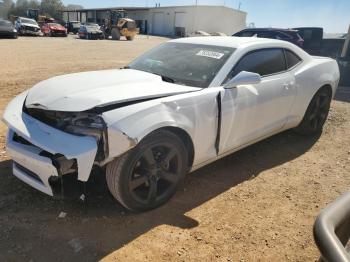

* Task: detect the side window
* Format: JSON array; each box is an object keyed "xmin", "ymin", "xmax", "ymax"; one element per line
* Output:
[
  {"xmin": 228, "ymin": 48, "xmax": 286, "ymax": 80},
  {"xmin": 284, "ymin": 49, "xmax": 302, "ymax": 69}
]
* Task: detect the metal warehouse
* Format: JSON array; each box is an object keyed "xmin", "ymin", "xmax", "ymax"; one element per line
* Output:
[{"xmin": 62, "ymin": 5, "xmax": 247, "ymax": 36}]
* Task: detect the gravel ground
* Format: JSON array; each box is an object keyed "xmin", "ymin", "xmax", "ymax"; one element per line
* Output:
[{"xmin": 0, "ymin": 35, "xmax": 349, "ymax": 262}]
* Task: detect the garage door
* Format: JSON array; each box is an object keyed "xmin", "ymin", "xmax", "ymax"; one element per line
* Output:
[
  {"xmin": 175, "ymin": 12, "xmax": 186, "ymax": 28},
  {"xmin": 152, "ymin": 12, "xmax": 164, "ymax": 35}
]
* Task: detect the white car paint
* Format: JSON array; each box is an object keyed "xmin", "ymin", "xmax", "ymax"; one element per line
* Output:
[
  {"xmin": 3, "ymin": 92, "xmax": 97, "ymax": 193},
  {"xmin": 2, "ymin": 37, "xmax": 340, "ymax": 196},
  {"xmin": 25, "ymin": 69, "xmax": 200, "ymax": 112}
]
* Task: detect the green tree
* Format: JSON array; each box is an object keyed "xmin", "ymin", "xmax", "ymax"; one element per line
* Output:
[
  {"xmin": 40, "ymin": 0, "xmax": 64, "ymax": 19},
  {"xmin": 0, "ymin": 0, "xmax": 14, "ymax": 18},
  {"xmin": 7, "ymin": 0, "xmax": 39, "ymax": 18},
  {"xmin": 66, "ymin": 4, "xmax": 83, "ymax": 10}
]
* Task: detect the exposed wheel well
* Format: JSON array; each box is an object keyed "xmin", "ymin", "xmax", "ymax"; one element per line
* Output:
[
  {"xmin": 320, "ymin": 84, "xmax": 333, "ymax": 97},
  {"xmin": 157, "ymin": 126, "xmax": 195, "ymax": 168}
]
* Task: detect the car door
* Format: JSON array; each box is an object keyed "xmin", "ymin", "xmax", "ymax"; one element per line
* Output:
[{"xmin": 219, "ymin": 48, "xmax": 297, "ymax": 154}]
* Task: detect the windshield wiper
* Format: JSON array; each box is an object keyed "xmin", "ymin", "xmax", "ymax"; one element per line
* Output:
[
  {"xmin": 160, "ymin": 75, "xmax": 175, "ymax": 83},
  {"xmin": 122, "ymin": 68, "xmax": 176, "ymax": 84}
]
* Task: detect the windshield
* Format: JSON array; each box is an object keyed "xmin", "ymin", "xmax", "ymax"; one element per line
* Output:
[
  {"xmin": 85, "ymin": 23, "xmax": 99, "ymax": 28},
  {"xmin": 71, "ymin": 22, "xmax": 81, "ymax": 28},
  {"xmin": 21, "ymin": 18, "xmax": 37, "ymax": 25},
  {"xmin": 128, "ymin": 42, "xmax": 235, "ymax": 88}
]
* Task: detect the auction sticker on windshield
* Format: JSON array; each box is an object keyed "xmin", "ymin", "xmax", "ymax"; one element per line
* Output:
[{"xmin": 196, "ymin": 50, "xmax": 225, "ymax": 59}]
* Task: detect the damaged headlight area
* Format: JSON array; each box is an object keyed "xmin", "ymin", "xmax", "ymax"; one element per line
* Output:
[{"xmin": 24, "ymin": 107, "xmax": 108, "ymax": 161}]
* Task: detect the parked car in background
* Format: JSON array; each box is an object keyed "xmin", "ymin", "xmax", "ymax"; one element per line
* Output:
[
  {"xmin": 0, "ymin": 19, "xmax": 18, "ymax": 39},
  {"xmin": 293, "ymin": 27, "xmax": 323, "ymax": 55},
  {"xmin": 15, "ymin": 17, "xmax": 41, "ymax": 36},
  {"xmin": 66, "ymin": 21, "xmax": 81, "ymax": 34},
  {"xmin": 2, "ymin": 37, "xmax": 339, "ymax": 211},
  {"xmin": 233, "ymin": 28, "xmax": 304, "ymax": 47},
  {"xmin": 78, "ymin": 23, "xmax": 104, "ymax": 40},
  {"xmin": 41, "ymin": 23, "xmax": 67, "ymax": 37}
]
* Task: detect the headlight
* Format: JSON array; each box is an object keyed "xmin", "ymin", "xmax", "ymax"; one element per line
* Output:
[
  {"xmin": 24, "ymin": 108, "xmax": 105, "ymax": 140},
  {"xmin": 64, "ymin": 114, "xmax": 106, "ymax": 140},
  {"xmin": 71, "ymin": 115, "xmax": 105, "ymax": 129},
  {"xmin": 13, "ymin": 29, "xmax": 17, "ymax": 32}
]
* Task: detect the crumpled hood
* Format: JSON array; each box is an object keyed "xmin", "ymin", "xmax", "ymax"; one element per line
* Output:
[
  {"xmin": 21, "ymin": 23, "xmax": 40, "ymax": 29},
  {"xmin": 25, "ymin": 69, "xmax": 200, "ymax": 112}
]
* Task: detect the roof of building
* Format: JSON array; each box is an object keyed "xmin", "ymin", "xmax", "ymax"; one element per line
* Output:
[{"xmin": 62, "ymin": 5, "xmax": 246, "ymax": 14}]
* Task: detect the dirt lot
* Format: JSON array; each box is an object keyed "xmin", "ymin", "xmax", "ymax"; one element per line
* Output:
[{"xmin": 0, "ymin": 35, "xmax": 349, "ymax": 262}]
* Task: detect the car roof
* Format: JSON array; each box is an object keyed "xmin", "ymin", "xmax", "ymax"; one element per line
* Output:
[
  {"xmin": 241, "ymin": 28, "xmax": 298, "ymax": 32},
  {"xmin": 170, "ymin": 36, "xmax": 287, "ymax": 48}
]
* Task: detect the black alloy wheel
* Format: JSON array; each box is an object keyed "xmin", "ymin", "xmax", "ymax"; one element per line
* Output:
[
  {"xmin": 295, "ymin": 87, "xmax": 332, "ymax": 135},
  {"xmin": 106, "ymin": 130, "xmax": 188, "ymax": 211}
]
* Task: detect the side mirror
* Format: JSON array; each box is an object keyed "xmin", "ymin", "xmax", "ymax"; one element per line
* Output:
[{"xmin": 224, "ymin": 71, "xmax": 261, "ymax": 89}]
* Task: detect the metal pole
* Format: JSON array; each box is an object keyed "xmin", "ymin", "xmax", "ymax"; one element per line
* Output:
[{"xmin": 341, "ymin": 24, "xmax": 350, "ymax": 57}]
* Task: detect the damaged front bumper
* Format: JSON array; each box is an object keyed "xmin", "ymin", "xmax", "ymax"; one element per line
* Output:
[{"xmin": 2, "ymin": 92, "xmax": 97, "ymax": 196}]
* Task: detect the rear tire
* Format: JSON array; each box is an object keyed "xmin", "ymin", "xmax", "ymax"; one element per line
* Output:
[
  {"xmin": 294, "ymin": 86, "xmax": 332, "ymax": 135},
  {"xmin": 106, "ymin": 130, "xmax": 188, "ymax": 212},
  {"xmin": 111, "ymin": 28, "xmax": 121, "ymax": 40}
]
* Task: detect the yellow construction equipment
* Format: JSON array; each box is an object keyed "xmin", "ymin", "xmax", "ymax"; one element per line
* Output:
[{"xmin": 102, "ymin": 10, "xmax": 139, "ymax": 41}]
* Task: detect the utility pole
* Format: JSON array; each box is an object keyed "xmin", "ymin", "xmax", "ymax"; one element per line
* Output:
[
  {"xmin": 341, "ymin": 24, "xmax": 350, "ymax": 57},
  {"xmin": 238, "ymin": 2, "xmax": 242, "ymax": 10}
]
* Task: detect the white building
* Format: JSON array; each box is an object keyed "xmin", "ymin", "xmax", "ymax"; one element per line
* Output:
[{"xmin": 62, "ymin": 5, "xmax": 247, "ymax": 36}]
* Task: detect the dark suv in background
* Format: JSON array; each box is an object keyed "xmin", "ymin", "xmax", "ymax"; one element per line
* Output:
[
  {"xmin": 293, "ymin": 27, "xmax": 323, "ymax": 55},
  {"xmin": 233, "ymin": 28, "xmax": 304, "ymax": 48}
]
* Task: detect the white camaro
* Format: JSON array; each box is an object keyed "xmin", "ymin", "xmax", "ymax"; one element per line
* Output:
[{"xmin": 3, "ymin": 37, "xmax": 340, "ymax": 211}]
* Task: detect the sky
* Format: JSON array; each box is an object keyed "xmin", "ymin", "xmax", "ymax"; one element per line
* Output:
[{"xmin": 61, "ymin": 0, "xmax": 350, "ymax": 33}]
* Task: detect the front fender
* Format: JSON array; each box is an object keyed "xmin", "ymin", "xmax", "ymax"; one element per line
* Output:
[{"xmin": 102, "ymin": 88, "xmax": 220, "ymax": 166}]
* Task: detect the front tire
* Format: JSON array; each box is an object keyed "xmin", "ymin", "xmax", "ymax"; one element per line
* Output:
[
  {"xmin": 111, "ymin": 28, "xmax": 121, "ymax": 40},
  {"xmin": 106, "ymin": 130, "xmax": 188, "ymax": 212},
  {"xmin": 295, "ymin": 86, "xmax": 332, "ymax": 135}
]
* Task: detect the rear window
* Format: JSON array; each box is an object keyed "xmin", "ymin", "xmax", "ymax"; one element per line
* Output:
[
  {"xmin": 285, "ymin": 49, "xmax": 302, "ymax": 69},
  {"xmin": 276, "ymin": 31, "xmax": 294, "ymax": 40},
  {"xmin": 257, "ymin": 31, "xmax": 273, "ymax": 38},
  {"xmin": 235, "ymin": 31, "xmax": 256, "ymax": 37}
]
